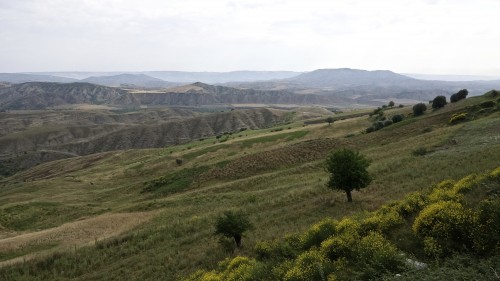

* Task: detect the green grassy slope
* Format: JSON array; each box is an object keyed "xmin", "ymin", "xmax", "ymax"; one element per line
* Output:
[{"xmin": 0, "ymin": 92, "xmax": 498, "ymax": 280}]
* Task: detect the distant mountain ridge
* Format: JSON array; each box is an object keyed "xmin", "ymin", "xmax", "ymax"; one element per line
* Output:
[
  {"xmin": 288, "ymin": 68, "xmax": 415, "ymax": 88},
  {"xmin": 0, "ymin": 73, "xmax": 78, "ymax": 83},
  {"xmin": 81, "ymin": 74, "xmax": 178, "ymax": 88}
]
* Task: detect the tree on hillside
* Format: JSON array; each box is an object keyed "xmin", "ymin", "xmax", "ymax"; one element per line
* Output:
[
  {"xmin": 215, "ymin": 210, "xmax": 253, "ymax": 248},
  {"xmin": 412, "ymin": 103, "xmax": 427, "ymax": 116},
  {"xmin": 450, "ymin": 89, "xmax": 468, "ymax": 103},
  {"xmin": 388, "ymin": 101, "xmax": 395, "ymax": 107},
  {"xmin": 432, "ymin": 95, "xmax": 447, "ymax": 109},
  {"xmin": 325, "ymin": 149, "xmax": 372, "ymax": 202},
  {"xmin": 326, "ymin": 116, "xmax": 334, "ymax": 126}
]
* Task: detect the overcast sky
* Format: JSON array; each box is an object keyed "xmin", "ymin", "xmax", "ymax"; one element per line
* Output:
[{"xmin": 1, "ymin": 0, "xmax": 499, "ymax": 75}]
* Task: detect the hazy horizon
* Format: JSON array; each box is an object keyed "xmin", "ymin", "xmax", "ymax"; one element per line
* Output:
[{"xmin": 1, "ymin": 0, "xmax": 499, "ymax": 75}]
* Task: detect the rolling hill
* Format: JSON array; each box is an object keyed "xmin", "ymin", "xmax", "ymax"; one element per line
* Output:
[
  {"xmin": 0, "ymin": 90, "xmax": 498, "ymax": 280},
  {"xmin": 0, "ymin": 107, "xmax": 292, "ymax": 175}
]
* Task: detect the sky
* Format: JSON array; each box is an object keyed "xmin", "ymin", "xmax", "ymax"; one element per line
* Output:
[{"xmin": 0, "ymin": 0, "xmax": 499, "ymax": 75}]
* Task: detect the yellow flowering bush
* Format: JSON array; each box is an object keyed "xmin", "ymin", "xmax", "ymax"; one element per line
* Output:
[
  {"xmin": 283, "ymin": 250, "xmax": 332, "ymax": 281},
  {"xmin": 300, "ymin": 218, "xmax": 337, "ymax": 250},
  {"xmin": 413, "ymin": 201, "xmax": 477, "ymax": 253},
  {"xmin": 449, "ymin": 112, "xmax": 468, "ymax": 124},
  {"xmin": 360, "ymin": 209, "xmax": 404, "ymax": 234}
]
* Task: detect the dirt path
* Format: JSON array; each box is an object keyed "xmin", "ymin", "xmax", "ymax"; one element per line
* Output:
[{"xmin": 0, "ymin": 211, "xmax": 157, "ymax": 267}]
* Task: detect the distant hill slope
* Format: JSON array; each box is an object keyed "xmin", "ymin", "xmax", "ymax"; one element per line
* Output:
[
  {"xmin": 144, "ymin": 70, "xmax": 302, "ymax": 83},
  {"xmin": 0, "ymin": 108, "xmax": 289, "ymax": 174},
  {"xmin": 0, "ymin": 82, "xmax": 340, "ymax": 110},
  {"xmin": 133, "ymin": 82, "xmax": 339, "ymax": 106},
  {"xmin": 0, "ymin": 82, "xmax": 139, "ymax": 110},
  {"xmin": 81, "ymin": 74, "xmax": 178, "ymax": 88},
  {"xmin": 0, "ymin": 73, "xmax": 78, "ymax": 83}
]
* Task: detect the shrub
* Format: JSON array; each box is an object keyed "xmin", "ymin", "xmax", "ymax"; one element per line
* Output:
[
  {"xmin": 459, "ymin": 90, "xmax": 469, "ymax": 100},
  {"xmin": 300, "ymin": 218, "xmax": 337, "ymax": 250},
  {"xmin": 449, "ymin": 112, "xmax": 468, "ymax": 124},
  {"xmin": 357, "ymin": 232, "xmax": 406, "ymax": 274},
  {"xmin": 366, "ymin": 127, "xmax": 375, "ymax": 133},
  {"xmin": 360, "ymin": 210, "xmax": 403, "ymax": 234},
  {"xmin": 321, "ymin": 233, "xmax": 356, "ymax": 260},
  {"xmin": 283, "ymin": 250, "xmax": 332, "ymax": 281},
  {"xmin": 474, "ymin": 199, "xmax": 500, "ymax": 254},
  {"xmin": 394, "ymin": 192, "xmax": 428, "ymax": 218},
  {"xmin": 412, "ymin": 103, "xmax": 427, "ymax": 116},
  {"xmin": 412, "ymin": 147, "xmax": 428, "ymax": 156},
  {"xmin": 391, "ymin": 114, "xmax": 404, "ymax": 123},
  {"xmin": 413, "ymin": 201, "xmax": 477, "ymax": 254},
  {"xmin": 175, "ymin": 158, "xmax": 183, "ymax": 165},
  {"xmin": 432, "ymin": 95, "xmax": 447, "ymax": 109},
  {"xmin": 373, "ymin": 121, "xmax": 385, "ymax": 130},
  {"xmin": 398, "ymin": 104, "xmax": 404, "ymax": 108},
  {"xmin": 479, "ymin": 100, "xmax": 495, "ymax": 108},
  {"xmin": 383, "ymin": 120, "xmax": 393, "ymax": 127}
]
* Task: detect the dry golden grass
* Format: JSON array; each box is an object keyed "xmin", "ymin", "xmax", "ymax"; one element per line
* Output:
[{"xmin": 0, "ymin": 211, "xmax": 157, "ymax": 267}]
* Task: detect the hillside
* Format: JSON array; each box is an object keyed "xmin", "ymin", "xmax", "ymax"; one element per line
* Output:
[
  {"xmin": 0, "ymin": 91, "xmax": 498, "ymax": 280},
  {"xmin": 81, "ymin": 74, "xmax": 178, "ymax": 88},
  {"xmin": 0, "ymin": 108, "xmax": 291, "ymax": 175},
  {"xmin": 133, "ymin": 82, "xmax": 336, "ymax": 106},
  {"xmin": 0, "ymin": 81, "xmax": 344, "ymax": 110},
  {"xmin": 0, "ymin": 82, "xmax": 139, "ymax": 110}
]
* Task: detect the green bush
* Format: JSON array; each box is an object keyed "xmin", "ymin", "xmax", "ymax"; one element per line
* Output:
[
  {"xmin": 383, "ymin": 120, "xmax": 393, "ymax": 127},
  {"xmin": 432, "ymin": 96, "xmax": 447, "ymax": 109},
  {"xmin": 391, "ymin": 114, "xmax": 404, "ymax": 123},
  {"xmin": 474, "ymin": 199, "xmax": 500, "ymax": 254},
  {"xmin": 413, "ymin": 103, "xmax": 427, "ymax": 116},
  {"xmin": 450, "ymin": 89, "xmax": 468, "ymax": 103},
  {"xmin": 479, "ymin": 100, "xmax": 496, "ymax": 108},
  {"xmin": 412, "ymin": 147, "xmax": 428, "ymax": 156}
]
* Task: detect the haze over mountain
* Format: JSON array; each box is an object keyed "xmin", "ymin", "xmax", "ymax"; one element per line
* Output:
[
  {"xmin": 81, "ymin": 74, "xmax": 178, "ymax": 88},
  {"xmin": 0, "ymin": 73, "xmax": 78, "ymax": 84},
  {"xmin": 2, "ymin": 69, "xmax": 500, "ymax": 110}
]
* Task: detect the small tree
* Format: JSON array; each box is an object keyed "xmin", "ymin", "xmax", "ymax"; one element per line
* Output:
[
  {"xmin": 456, "ymin": 89, "xmax": 468, "ymax": 100},
  {"xmin": 391, "ymin": 114, "xmax": 404, "ymax": 123},
  {"xmin": 215, "ymin": 210, "xmax": 253, "ymax": 248},
  {"xmin": 412, "ymin": 103, "xmax": 427, "ymax": 116},
  {"xmin": 388, "ymin": 101, "xmax": 395, "ymax": 107},
  {"xmin": 325, "ymin": 149, "xmax": 372, "ymax": 202},
  {"xmin": 432, "ymin": 95, "xmax": 447, "ymax": 109},
  {"xmin": 326, "ymin": 116, "xmax": 334, "ymax": 126}
]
